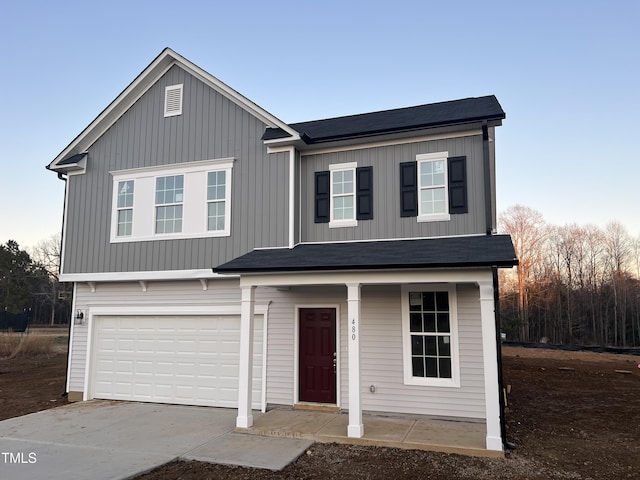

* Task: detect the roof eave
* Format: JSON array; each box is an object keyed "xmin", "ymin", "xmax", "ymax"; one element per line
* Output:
[
  {"xmin": 299, "ymin": 116, "xmax": 504, "ymax": 145},
  {"xmin": 214, "ymin": 259, "xmax": 518, "ymax": 275}
]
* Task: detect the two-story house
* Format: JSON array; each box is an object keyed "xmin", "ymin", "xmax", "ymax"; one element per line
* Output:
[{"xmin": 47, "ymin": 48, "xmax": 517, "ymax": 453}]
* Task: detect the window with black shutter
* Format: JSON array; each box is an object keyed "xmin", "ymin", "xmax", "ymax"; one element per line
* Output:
[{"xmin": 314, "ymin": 165, "xmax": 374, "ymax": 224}]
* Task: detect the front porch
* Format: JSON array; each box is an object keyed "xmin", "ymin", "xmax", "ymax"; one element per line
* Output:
[{"xmin": 237, "ymin": 407, "xmax": 502, "ymax": 458}]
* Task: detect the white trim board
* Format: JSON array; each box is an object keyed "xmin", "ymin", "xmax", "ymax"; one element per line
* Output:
[{"xmin": 60, "ymin": 269, "xmax": 236, "ymax": 283}]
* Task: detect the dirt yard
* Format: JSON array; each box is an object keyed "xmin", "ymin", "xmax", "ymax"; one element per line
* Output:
[{"xmin": 1, "ymin": 344, "xmax": 639, "ymax": 479}]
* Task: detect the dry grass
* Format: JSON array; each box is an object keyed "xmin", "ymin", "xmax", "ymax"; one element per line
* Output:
[{"xmin": 0, "ymin": 333, "xmax": 56, "ymax": 358}]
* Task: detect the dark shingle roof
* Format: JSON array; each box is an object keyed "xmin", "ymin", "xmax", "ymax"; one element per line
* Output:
[
  {"xmin": 214, "ymin": 235, "xmax": 517, "ymax": 274},
  {"xmin": 262, "ymin": 95, "xmax": 505, "ymax": 143},
  {"xmin": 57, "ymin": 153, "xmax": 87, "ymax": 165}
]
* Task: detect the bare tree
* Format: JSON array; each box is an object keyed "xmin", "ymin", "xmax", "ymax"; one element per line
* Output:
[
  {"xmin": 30, "ymin": 233, "xmax": 65, "ymax": 326},
  {"xmin": 499, "ymin": 205, "xmax": 548, "ymax": 341},
  {"xmin": 603, "ymin": 221, "xmax": 631, "ymax": 345}
]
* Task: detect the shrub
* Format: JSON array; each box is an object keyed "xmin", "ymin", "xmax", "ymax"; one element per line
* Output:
[{"xmin": 0, "ymin": 333, "xmax": 55, "ymax": 358}]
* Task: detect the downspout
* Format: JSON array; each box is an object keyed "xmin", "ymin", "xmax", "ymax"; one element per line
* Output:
[
  {"xmin": 493, "ymin": 266, "xmax": 515, "ymax": 449},
  {"xmin": 56, "ymin": 172, "xmax": 72, "ymax": 398},
  {"xmin": 482, "ymin": 122, "xmax": 494, "ymax": 235}
]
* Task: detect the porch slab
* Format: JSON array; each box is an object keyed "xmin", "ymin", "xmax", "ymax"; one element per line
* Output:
[{"xmin": 239, "ymin": 409, "xmax": 502, "ymax": 458}]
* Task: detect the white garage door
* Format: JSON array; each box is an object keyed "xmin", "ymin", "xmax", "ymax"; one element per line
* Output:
[{"xmin": 91, "ymin": 315, "xmax": 262, "ymax": 408}]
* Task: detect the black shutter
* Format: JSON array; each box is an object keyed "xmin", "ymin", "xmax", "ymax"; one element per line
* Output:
[
  {"xmin": 314, "ymin": 171, "xmax": 330, "ymax": 223},
  {"xmin": 399, "ymin": 161, "xmax": 418, "ymax": 217},
  {"xmin": 356, "ymin": 166, "xmax": 373, "ymax": 220},
  {"xmin": 448, "ymin": 156, "xmax": 468, "ymax": 214}
]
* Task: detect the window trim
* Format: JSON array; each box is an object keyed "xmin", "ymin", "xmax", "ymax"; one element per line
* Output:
[
  {"xmin": 416, "ymin": 152, "xmax": 451, "ymax": 223},
  {"xmin": 329, "ymin": 162, "xmax": 358, "ymax": 228},
  {"xmin": 401, "ymin": 284, "xmax": 460, "ymax": 388},
  {"xmin": 109, "ymin": 158, "xmax": 234, "ymax": 243}
]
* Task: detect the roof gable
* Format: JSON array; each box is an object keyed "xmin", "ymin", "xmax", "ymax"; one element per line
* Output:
[{"xmin": 48, "ymin": 48, "xmax": 299, "ymax": 170}]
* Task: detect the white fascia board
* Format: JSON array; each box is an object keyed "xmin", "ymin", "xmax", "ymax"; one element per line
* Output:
[
  {"xmin": 239, "ymin": 268, "xmax": 493, "ymax": 288},
  {"xmin": 59, "ymin": 269, "xmax": 236, "ymax": 283},
  {"xmin": 49, "ymin": 48, "xmax": 298, "ymax": 170}
]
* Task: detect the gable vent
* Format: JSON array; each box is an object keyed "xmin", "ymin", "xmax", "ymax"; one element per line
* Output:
[{"xmin": 164, "ymin": 84, "xmax": 183, "ymax": 117}]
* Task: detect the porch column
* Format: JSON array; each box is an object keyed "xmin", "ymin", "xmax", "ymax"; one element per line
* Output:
[
  {"xmin": 236, "ymin": 285, "xmax": 256, "ymax": 429},
  {"xmin": 479, "ymin": 280, "xmax": 503, "ymax": 451},
  {"xmin": 346, "ymin": 283, "xmax": 364, "ymax": 438}
]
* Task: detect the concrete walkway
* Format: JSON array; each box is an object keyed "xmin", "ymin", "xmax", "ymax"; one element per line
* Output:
[
  {"xmin": 240, "ymin": 408, "xmax": 501, "ymax": 458},
  {"xmin": 0, "ymin": 401, "xmax": 312, "ymax": 480}
]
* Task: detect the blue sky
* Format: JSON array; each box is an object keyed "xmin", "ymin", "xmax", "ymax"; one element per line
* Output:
[{"xmin": 1, "ymin": 0, "xmax": 638, "ymax": 248}]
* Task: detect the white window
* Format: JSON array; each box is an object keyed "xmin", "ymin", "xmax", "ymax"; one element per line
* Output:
[
  {"xmin": 164, "ymin": 84, "xmax": 183, "ymax": 117},
  {"xmin": 155, "ymin": 175, "xmax": 183, "ymax": 234},
  {"xmin": 329, "ymin": 162, "xmax": 357, "ymax": 228},
  {"xmin": 417, "ymin": 152, "xmax": 450, "ymax": 222},
  {"xmin": 116, "ymin": 180, "xmax": 134, "ymax": 237},
  {"xmin": 110, "ymin": 158, "xmax": 234, "ymax": 242},
  {"xmin": 207, "ymin": 170, "xmax": 228, "ymax": 232},
  {"xmin": 401, "ymin": 284, "xmax": 460, "ymax": 387}
]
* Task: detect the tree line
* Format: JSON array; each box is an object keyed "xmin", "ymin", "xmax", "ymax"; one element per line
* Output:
[
  {"xmin": 0, "ymin": 235, "xmax": 71, "ymax": 327},
  {"xmin": 499, "ymin": 205, "xmax": 640, "ymax": 347}
]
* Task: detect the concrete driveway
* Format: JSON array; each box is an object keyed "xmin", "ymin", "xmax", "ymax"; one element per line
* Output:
[{"xmin": 0, "ymin": 401, "xmax": 312, "ymax": 480}]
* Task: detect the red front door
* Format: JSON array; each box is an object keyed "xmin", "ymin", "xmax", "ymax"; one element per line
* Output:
[{"xmin": 299, "ymin": 308, "xmax": 337, "ymax": 404}]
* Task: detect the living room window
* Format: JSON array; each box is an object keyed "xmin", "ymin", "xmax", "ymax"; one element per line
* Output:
[{"xmin": 401, "ymin": 285, "xmax": 460, "ymax": 387}]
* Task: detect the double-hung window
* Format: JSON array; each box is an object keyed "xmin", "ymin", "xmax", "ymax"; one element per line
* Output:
[
  {"xmin": 155, "ymin": 175, "xmax": 184, "ymax": 234},
  {"xmin": 314, "ymin": 163, "xmax": 373, "ymax": 226},
  {"xmin": 329, "ymin": 162, "xmax": 357, "ymax": 227},
  {"xmin": 116, "ymin": 180, "xmax": 134, "ymax": 237},
  {"xmin": 417, "ymin": 152, "xmax": 449, "ymax": 222},
  {"xmin": 400, "ymin": 151, "xmax": 467, "ymax": 221},
  {"xmin": 207, "ymin": 170, "xmax": 226, "ymax": 231},
  {"xmin": 401, "ymin": 285, "xmax": 459, "ymax": 387}
]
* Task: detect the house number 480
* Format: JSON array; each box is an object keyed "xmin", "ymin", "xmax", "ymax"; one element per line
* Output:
[{"xmin": 351, "ymin": 318, "xmax": 356, "ymax": 341}]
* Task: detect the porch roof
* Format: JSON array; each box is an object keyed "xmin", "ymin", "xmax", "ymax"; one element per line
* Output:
[{"xmin": 213, "ymin": 235, "xmax": 517, "ymax": 274}]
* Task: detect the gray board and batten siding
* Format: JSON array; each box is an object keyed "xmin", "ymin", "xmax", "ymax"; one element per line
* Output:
[
  {"xmin": 62, "ymin": 65, "xmax": 289, "ymax": 275},
  {"xmin": 300, "ymin": 133, "xmax": 490, "ymax": 243}
]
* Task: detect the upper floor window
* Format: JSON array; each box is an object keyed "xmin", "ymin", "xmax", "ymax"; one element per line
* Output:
[
  {"xmin": 330, "ymin": 163, "xmax": 356, "ymax": 227},
  {"xmin": 164, "ymin": 84, "xmax": 183, "ymax": 117},
  {"xmin": 110, "ymin": 158, "xmax": 234, "ymax": 243},
  {"xmin": 116, "ymin": 180, "xmax": 134, "ymax": 237},
  {"xmin": 400, "ymin": 152, "xmax": 467, "ymax": 221},
  {"xmin": 155, "ymin": 175, "xmax": 184, "ymax": 234},
  {"xmin": 314, "ymin": 163, "xmax": 373, "ymax": 227},
  {"xmin": 401, "ymin": 284, "xmax": 460, "ymax": 387},
  {"xmin": 418, "ymin": 153, "xmax": 448, "ymax": 221},
  {"xmin": 207, "ymin": 171, "xmax": 227, "ymax": 231}
]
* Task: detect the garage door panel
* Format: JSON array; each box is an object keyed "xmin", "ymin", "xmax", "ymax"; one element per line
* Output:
[{"xmin": 92, "ymin": 315, "xmax": 263, "ymax": 408}]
